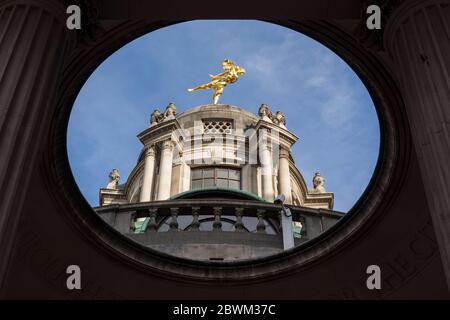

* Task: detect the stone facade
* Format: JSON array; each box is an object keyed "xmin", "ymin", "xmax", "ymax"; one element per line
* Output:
[
  {"xmin": 99, "ymin": 104, "xmax": 334, "ymax": 209},
  {"xmin": 4, "ymin": 0, "xmax": 449, "ymax": 298}
]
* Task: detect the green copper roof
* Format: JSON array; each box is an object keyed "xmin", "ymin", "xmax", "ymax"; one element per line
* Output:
[{"xmin": 170, "ymin": 187, "xmax": 267, "ymax": 202}]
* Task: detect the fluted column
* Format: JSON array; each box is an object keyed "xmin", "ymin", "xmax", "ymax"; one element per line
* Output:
[
  {"xmin": 260, "ymin": 140, "xmax": 274, "ymax": 202},
  {"xmin": 278, "ymin": 147, "xmax": 292, "ymax": 204},
  {"xmin": 139, "ymin": 146, "xmax": 156, "ymax": 202},
  {"xmin": 0, "ymin": 0, "xmax": 69, "ymax": 291},
  {"xmin": 385, "ymin": 0, "xmax": 450, "ymax": 288},
  {"xmin": 157, "ymin": 140, "xmax": 174, "ymax": 200}
]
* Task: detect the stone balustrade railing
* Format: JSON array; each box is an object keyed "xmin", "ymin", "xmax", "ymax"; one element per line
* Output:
[
  {"xmin": 94, "ymin": 199, "xmax": 343, "ymax": 260},
  {"xmin": 94, "ymin": 199, "xmax": 343, "ymax": 237}
]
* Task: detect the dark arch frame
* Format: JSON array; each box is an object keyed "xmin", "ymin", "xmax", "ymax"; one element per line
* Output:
[{"xmin": 43, "ymin": 20, "xmax": 411, "ymax": 284}]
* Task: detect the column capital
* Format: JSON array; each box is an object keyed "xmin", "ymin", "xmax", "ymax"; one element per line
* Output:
[
  {"xmin": 279, "ymin": 147, "xmax": 291, "ymax": 159},
  {"xmin": 144, "ymin": 146, "xmax": 156, "ymax": 157},
  {"xmin": 160, "ymin": 140, "xmax": 175, "ymax": 152}
]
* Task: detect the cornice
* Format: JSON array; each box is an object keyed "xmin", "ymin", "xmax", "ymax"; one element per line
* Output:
[
  {"xmin": 137, "ymin": 118, "xmax": 185, "ymax": 146},
  {"xmin": 254, "ymin": 119, "xmax": 299, "ymax": 150}
]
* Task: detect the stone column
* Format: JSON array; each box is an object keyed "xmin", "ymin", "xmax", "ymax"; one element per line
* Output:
[
  {"xmin": 278, "ymin": 147, "xmax": 292, "ymax": 204},
  {"xmin": 180, "ymin": 162, "xmax": 191, "ymax": 192},
  {"xmin": 0, "ymin": 0, "xmax": 69, "ymax": 291},
  {"xmin": 157, "ymin": 140, "xmax": 174, "ymax": 200},
  {"xmin": 385, "ymin": 0, "xmax": 450, "ymax": 288},
  {"xmin": 140, "ymin": 146, "xmax": 156, "ymax": 202},
  {"xmin": 259, "ymin": 133, "xmax": 274, "ymax": 202}
]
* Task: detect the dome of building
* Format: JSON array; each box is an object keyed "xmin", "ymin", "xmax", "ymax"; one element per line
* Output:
[
  {"xmin": 99, "ymin": 103, "xmax": 333, "ymax": 209},
  {"xmin": 96, "ymin": 103, "xmax": 339, "ymax": 261}
]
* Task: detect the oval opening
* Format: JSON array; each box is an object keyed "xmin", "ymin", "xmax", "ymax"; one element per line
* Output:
[{"xmin": 67, "ymin": 20, "xmax": 380, "ymax": 262}]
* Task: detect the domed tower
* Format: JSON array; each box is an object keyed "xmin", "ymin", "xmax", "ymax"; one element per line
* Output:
[
  {"xmin": 99, "ymin": 103, "xmax": 333, "ymax": 209},
  {"xmin": 95, "ymin": 103, "xmax": 341, "ymax": 261}
]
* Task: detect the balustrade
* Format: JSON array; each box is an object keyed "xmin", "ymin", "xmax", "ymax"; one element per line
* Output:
[{"xmin": 94, "ymin": 199, "xmax": 343, "ymax": 239}]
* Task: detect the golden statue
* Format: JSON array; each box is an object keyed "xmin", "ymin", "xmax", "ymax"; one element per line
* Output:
[{"xmin": 188, "ymin": 59, "xmax": 246, "ymax": 104}]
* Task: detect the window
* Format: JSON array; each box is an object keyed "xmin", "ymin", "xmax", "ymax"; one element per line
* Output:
[
  {"xmin": 191, "ymin": 167, "xmax": 241, "ymax": 190},
  {"xmin": 203, "ymin": 119, "xmax": 233, "ymax": 134}
]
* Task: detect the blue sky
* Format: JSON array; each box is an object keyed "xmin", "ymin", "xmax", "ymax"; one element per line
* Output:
[{"xmin": 67, "ymin": 20, "xmax": 380, "ymax": 212}]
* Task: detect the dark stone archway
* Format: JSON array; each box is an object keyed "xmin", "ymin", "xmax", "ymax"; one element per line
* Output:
[{"xmin": 0, "ymin": 0, "xmax": 448, "ymax": 299}]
